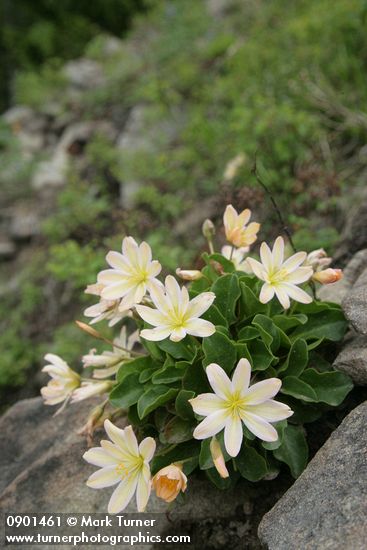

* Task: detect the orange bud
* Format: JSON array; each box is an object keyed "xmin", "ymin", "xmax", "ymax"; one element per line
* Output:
[
  {"xmin": 152, "ymin": 463, "xmax": 187, "ymax": 503},
  {"xmin": 210, "ymin": 436, "xmax": 229, "ymax": 479},
  {"xmin": 312, "ymin": 268, "xmax": 343, "ymax": 284}
]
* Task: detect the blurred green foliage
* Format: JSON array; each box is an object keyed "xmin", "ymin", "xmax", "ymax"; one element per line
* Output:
[{"xmin": 2, "ymin": 0, "xmax": 367, "ymax": 396}]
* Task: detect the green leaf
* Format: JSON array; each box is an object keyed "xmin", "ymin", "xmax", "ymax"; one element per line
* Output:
[
  {"xmin": 199, "ymin": 439, "xmax": 215, "ymax": 470},
  {"xmin": 140, "ymin": 339, "xmax": 165, "ymax": 361},
  {"xmin": 117, "ymin": 356, "xmax": 158, "ymax": 383},
  {"xmin": 137, "ymin": 386, "xmax": 178, "ymax": 419},
  {"xmin": 205, "ymin": 467, "xmax": 234, "ymax": 489},
  {"xmin": 211, "ymin": 273, "xmax": 241, "ymax": 324},
  {"xmin": 300, "ymin": 369, "xmax": 353, "ymax": 405},
  {"xmin": 237, "ymin": 326, "xmax": 260, "ymax": 340},
  {"xmin": 175, "ymin": 389, "xmax": 196, "ymax": 420},
  {"xmin": 272, "ymin": 314, "xmax": 308, "ymax": 332},
  {"xmin": 152, "ymin": 364, "xmax": 187, "ymax": 384},
  {"xmin": 239, "ymin": 281, "xmax": 267, "ymax": 318},
  {"xmin": 273, "ymin": 424, "xmax": 308, "ymax": 478},
  {"xmin": 235, "ymin": 446, "xmax": 269, "ymax": 481},
  {"xmin": 139, "ymin": 368, "xmax": 156, "ymax": 383},
  {"xmin": 262, "ymin": 420, "xmax": 288, "ymax": 450},
  {"xmin": 151, "ymin": 440, "xmax": 200, "ymax": 475},
  {"xmin": 278, "ymin": 338, "xmax": 308, "ymax": 377},
  {"xmin": 109, "ymin": 372, "xmax": 145, "ymax": 409},
  {"xmin": 183, "ymin": 359, "xmax": 209, "ymax": 394},
  {"xmin": 252, "ymin": 314, "xmax": 287, "ymax": 352},
  {"xmin": 203, "ymin": 331, "xmax": 237, "ymax": 374},
  {"xmin": 248, "ymin": 339, "xmax": 277, "ymax": 370},
  {"xmin": 156, "ymin": 337, "xmax": 195, "ymax": 360},
  {"xmin": 161, "ymin": 417, "xmax": 194, "ymax": 444},
  {"xmin": 281, "ymin": 376, "xmax": 318, "ymax": 402},
  {"xmin": 291, "ymin": 308, "xmax": 347, "ymax": 342},
  {"xmin": 201, "ymin": 303, "xmax": 227, "ymax": 327}
]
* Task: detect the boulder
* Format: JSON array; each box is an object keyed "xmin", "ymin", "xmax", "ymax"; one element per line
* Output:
[
  {"xmin": 333, "ymin": 333, "xmax": 367, "ymax": 385},
  {"xmin": 258, "ymin": 401, "xmax": 367, "ymax": 550},
  {"xmin": 342, "ymin": 266, "xmax": 367, "ymax": 335}
]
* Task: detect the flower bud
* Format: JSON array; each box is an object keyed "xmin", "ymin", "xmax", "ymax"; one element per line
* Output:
[
  {"xmin": 71, "ymin": 381, "xmax": 114, "ymax": 402},
  {"xmin": 223, "ymin": 153, "xmax": 246, "ymax": 181},
  {"xmin": 152, "ymin": 463, "xmax": 187, "ymax": 503},
  {"xmin": 210, "ymin": 436, "xmax": 229, "ymax": 478},
  {"xmin": 176, "ymin": 268, "xmax": 204, "ymax": 281},
  {"xmin": 202, "ymin": 219, "xmax": 215, "ymax": 240},
  {"xmin": 312, "ymin": 268, "xmax": 343, "ymax": 284}
]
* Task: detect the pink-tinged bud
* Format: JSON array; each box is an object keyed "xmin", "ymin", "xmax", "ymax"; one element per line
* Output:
[
  {"xmin": 176, "ymin": 268, "xmax": 204, "ymax": 281},
  {"xmin": 306, "ymin": 249, "xmax": 332, "ymax": 270},
  {"xmin": 152, "ymin": 463, "xmax": 187, "ymax": 503},
  {"xmin": 210, "ymin": 437, "xmax": 229, "ymax": 478},
  {"xmin": 202, "ymin": 219, "xmax": 216, "ymax": 239},
  {"xmin": 312, "ymin": 268, "xmax": 343, "ymax": 284}
]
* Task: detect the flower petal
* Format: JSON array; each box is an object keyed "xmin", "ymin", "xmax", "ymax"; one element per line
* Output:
[
  {"xmin": 108, "ymin": 476, "xmax": 138, "ymax": 514},
  {"xmin": 281, "ymin": 283, "xmax": 312, "ymax": 304},
  {"xmin": 123, "ymin": 425, "xmax": 139, "ymax": 456},
  {"xmin": 244, "ymin": 378, "xmax": 282, "ymax": 404},
  {"xmin": 135, "ymin": 305, "xmax": 168, "ymax": 327},
  {"xmin": 186, "ymin": 292, "xmax": 215, "ymax": 318},
  {"xmin": 184, "ymin": 318, "xmax": 215, "ymax": 338},
  {"xmin": 223, "ymin": 204, "xmax": 237, "ymax": 231},
  {"xmin": 206, "ymin": 363, "xmax": 232, "ymax": 399},
  {"xmin": 272, "ymin": 236, "xmax": 284, "ymax": 270},
  {"xmin": 101, "ymin": 280, "xmax": 135, "ymax": 300},
  {"xmin": 246, "ymin": 400, "xmax": 293, "ymax": 421},
  {"xmin": 139, "ymin": 437, "xmax": 156, "ymax": 462},
  {"xmin": 86, "ymin": 466, "xmax": 121, "ymax": 489},
  {"xmin": 169, "ymin": 327, "xmax": 187, "ymax": 342},
  {"xmin": 285, "ymin": 267, "xmax": 313, "ymax": 284},
  {"xmin": 193, "ymin": 410, "xmax": 228, "ymax": 440},
  {"xmin": 136, "ymin": 465, "xmax": 151, "ymax": 512},
  {"xmin": 231, "ymin": 358, "xmax": 251, "ymax": 396},
  {"xmin": 140, "ymin": 326, "xmax": 172, "ymax": 342},
  {"xmin": 190, "ymin": 393, "xmax": 225, "ymax": 416},
  {"xmin": 282, "ymin": 251, "xmax": 307, "ymax": 273},
  {"xmin": 224, "ymin": 415, "xmax": 243, "ymax": 457},
  {"xmin": 165, "ymin": 275, "xmax": 182, "ymax": 311},
  {"xmin": 83, "ymin": 448, "xmax": 118, "ymax": 468},
  {"xmin": 122, "ymin": 236, "xmax": 139, "ymax": 267},
  {"xmin": 259, "ymin": 283, "xmax": 275, "ymax": 304},
  {"xmin": 274, "ymin": 286, "xmax": 291, "ymax": 309},
  {"xmin": 246, "ymin": 258, "xmax": 266, "ymax": 280},
  {"xmin": 240, "ymin": 411, "xmax": 278, "ymax": 442},
  {"xmin": 105, "ymin": 251, "xmax": 130, "ymax": 272},
  {"xmin": 138, "ymin": 241, "xmax": 152, "ymax": 267},
  {"xmin": 260, "ymin": 242, "xmax": 273, "ymax": 271}
]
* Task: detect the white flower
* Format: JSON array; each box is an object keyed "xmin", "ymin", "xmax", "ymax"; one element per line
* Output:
[
  {"xmin": 223, "ymin": 204, "xmax": 260, "ymax": 248},
  {"xmin": 247, "ymin": 236, "xmax": 313, "ymax": 309},
  {"xmin": 136, "ymin": 275, "xmax": 215, "ymax": 342},
  {"xmin": 97, "ymin": 237, "xmax": 162, "ymax": 310},
  {"xmin": 83, "ymin": 420, "xmax": 156, "ymax": 513},
  {"xmin": 41, "ymin": 354, "xmax": 80, "ymax": 406},
  {"xmin": 221, "ymin": 245, "xmax": 251, "ymax": 272},
  {"xmin": 71, "ymin": 380, "xmax": 113, "ymax": 402},
  {"xmin": 82, "ymin": 327, "xmax": 139, "ymax": 379},
  {"xmin": 84, "ymin": 283, "xmax": 129, "ymax": 327},
  {"xmin": 190, "ymin": 359, "xmax": 293, "ymax": 458}
]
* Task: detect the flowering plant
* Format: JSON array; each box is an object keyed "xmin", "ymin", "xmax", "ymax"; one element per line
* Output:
[{"xmin": 41, "ymin": 204, "xmax": 352, "ymax": 513}]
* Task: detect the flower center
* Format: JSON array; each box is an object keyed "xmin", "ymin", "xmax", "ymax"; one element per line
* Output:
[
  {"xmin": 267, "ymin": 268, "xmax": 288, "ymax": 285},
  {"xmin": 116, "ymin": 463, "xmax": 131, "ymax": 480}
]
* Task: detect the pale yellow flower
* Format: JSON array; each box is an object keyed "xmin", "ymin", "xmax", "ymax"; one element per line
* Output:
[
  {"xmin": 223, "ymin": 204, "xmax": 260, "ymax": 248},
  {"xmin": 84, "ymin": 420, "xmax": 156, "ymax": 513},
  {"xmin": 306, "ymin": 248, "xmax": 332, "ymax": 270},
  {"xmin": 82, "ymin": 327, "xmax": 139, "ymax": 379},
  {"xmin": 247, "ymin": 236, "xmax": 313, "ymax": 309},
  {"xmin": 221, "ymin": 245, "xmax": 251, "ymax": 272},
  {"xmin": 152, "ymin": 464, "xmax": 187, "ymax": 502},
  {"xmin": 98, "ymin": 237, "xmax": 162, "ymax": 310},
  {"xmin": 190, "ymin": 359, "xmax": 293, "ymax": 457},
  {"xmin": 84, "ymin": 283, "xmax": 129, "ymax": 327},
  {"xmin": 41, "ymin": 354, "xmax": 80, "ymax": 406},
  {"xmin": 136, "ymin": 275, "xmax": 215, "ymax": 342}
]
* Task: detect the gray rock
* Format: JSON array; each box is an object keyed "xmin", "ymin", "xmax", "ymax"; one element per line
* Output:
[
  {"xmin": 258, "ymin": 401, "xmax": 367, "ymax": 550},
  {"xmin": 342, "ymin": 266, "xmax": 367, "ymax": 334},
  {"xmin": 333, "ymin": 334, "xmax": 367, "ymax": 385},
  {"xmin": 64, "ymin": 59, "xmax": 106, "ymax": 90},
  {"xmin": 334, "ymin": 187, "xmax": 367, "ymax": 263},
  {"xmin": 317, "ymin": 248, "xmax": 367, "ymax": 304},
  {"xmin": 31, "ymin": 152, "xmax": 68, "ymax": 190},
  {"xmin": 0, "ymin": 236, "xmax": 16, "ymax": 260},
  {"xmin": 9, "ymin": 205, "xmax": 41, "ymax": 240}
]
